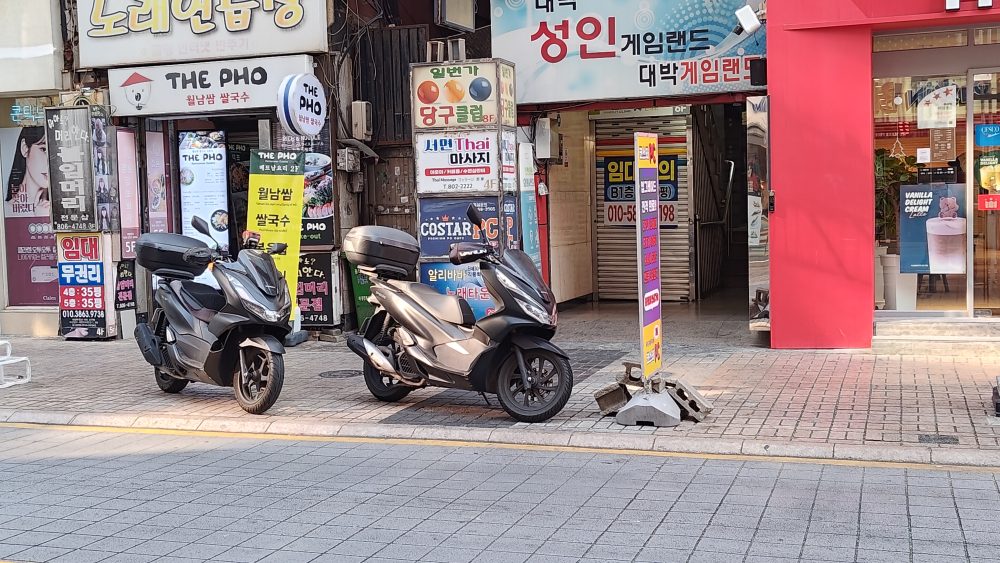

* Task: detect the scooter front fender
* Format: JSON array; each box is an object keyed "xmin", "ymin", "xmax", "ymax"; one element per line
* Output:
[
  {"xmin": 240, "ymin": 335, "xmax": 285, "ymax": 355},
  {"xmin": 510, "ymin": 334, "xmax": 568, "ymax": 359}
]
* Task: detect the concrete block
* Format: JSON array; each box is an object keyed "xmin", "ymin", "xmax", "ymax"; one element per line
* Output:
[
  {"xmin": 619, "ymin": 361, "xmax": 642, "ymax": 385},
  {"xmin": 615, "ymin": 392, "xmax": 681, "ymax": 427},
  {"xmin": 593, "ymin": 382, "xmax": 630, "ymax": 416},
  {"xmin": 664, "ymin": 377, "xmax": 714, "ymax": 422}
]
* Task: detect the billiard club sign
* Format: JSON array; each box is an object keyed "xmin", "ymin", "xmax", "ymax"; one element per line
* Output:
[{"xmin": 410, "ymin": 60, "xmax": 516, "ymax": 130}]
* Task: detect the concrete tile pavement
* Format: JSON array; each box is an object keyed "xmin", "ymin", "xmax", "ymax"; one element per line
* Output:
[{"xmin": 1, "ymin": 304, "xmax": 1000, "ymax": 465}]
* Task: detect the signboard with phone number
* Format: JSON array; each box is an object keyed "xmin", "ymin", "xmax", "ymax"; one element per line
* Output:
[{"xmin": 603, "ymin": 155, "xmax": 681, "ymax": 227}]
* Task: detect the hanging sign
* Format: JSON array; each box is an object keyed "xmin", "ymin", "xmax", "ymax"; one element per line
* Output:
[
  {"xmin": 518, "ymin": 142, "xmax": 543, "ymax": 270},
  {"xmin": 278, "ymin": 73, "xmax": 327, "ymax": 137},
  {"xmin": 46, "ymin": 107, "xmax": 97, "ymax": 232},
  {"xmin": 247, "ymin": 150, "xmax": 306, "ymax": 318},
  {"xmin": 635, "ymin": 132, "xmax": 662, "ymax": 381},
  {"xmin": 114, "ymin": 260, "xmax": 136, "ymax": 310},
  {"xmin": 414, "ymin": 131, "xmax": 500, "ymax": 194},
  {"xmin": 109, "ymin": 55, "xmax": 314, "ymax": 117},
  {"xmin": 298, "ymin": 252, "xmax": 334, "ymax": 327}
]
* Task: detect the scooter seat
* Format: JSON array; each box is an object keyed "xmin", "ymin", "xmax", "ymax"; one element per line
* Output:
[{"xmin": 390, "ymin": 281, "xmax": 476, "ymax": 326}]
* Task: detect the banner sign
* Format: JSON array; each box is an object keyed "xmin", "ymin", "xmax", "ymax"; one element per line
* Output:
[
  {"xmin": 518, "ymin": 143, "xmax": 543, "ymax": 270},
  {"xmin": 418, "ymin": 197, "xmax": 504, "ymax": 257},
  {"xmin": 1, "ymin": 127, "xmax": 58, "ymax": 306},
  {"xmin": 503, "ymin": 193, "xmax": 520, "ymax": 250},
  {"xmin": 419, "ymin": 262, "xmax": 496, "ymax": 320},
  {"xmin": 298, "ymin": 252, "xmax": 333, "ymax": 327},
  {"xmin": 77, "ymin": 0, "xmax": 329, "ymax": 68},
  {"xmin": 411, "ymin": 60, "xmax": 515, "ymax": 129},
  {"xmin": 899, "ymin": 184, "xmax": 967, "ymax": 274},
  {"xmin": 46, "ymin": 107, "xmax": 97, "ymax": 232},
  {"xmin": 490, "ymin": 0, "xmax": 766, "ymax": 105},
  {"xmin": 145, "ymin": 131, "xmax": 173, "ymax": 234},
  {"xmin": 57, "ymin": 233, "xmax": 117, "ymax": 339},
  {"xmin": 247, "ymin": 150, "xmax": 305, "ymax": 318},
  {"xmin": 635, "ymin": 132, "xmax": 662, "ymax": 380},
  {"xmin": 603, "ymin": 154, "xmax": 681, "ymax": 227},
  {"xmin": 179, "ymin": 131, "xmax": 229, "ymax": 277},
  {"xmin": 91, "ymin": 105, "xmax": 120, "ymax": 234},
  {"xmin": 117, "ymin": 129, "xmax": 141, "ymax": 257},
  {"xmin": 109, "ymin": 55, "xmax": 314, "ymax": 117},
  {"xmin": 415, "ymin": 131, "xmax": 499, "ymax": 193},
  {"xmin": 302, "ymin": 152, "xmax": 335, "ymax": 246},
  {"xmin": 114, "ymin": 259, "xmax": 136, "ymax": 310}
]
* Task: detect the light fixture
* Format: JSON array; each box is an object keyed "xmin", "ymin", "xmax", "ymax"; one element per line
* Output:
[{"xmin": 733, "ymin": 4, "xmax": 763, "ymax": 35}]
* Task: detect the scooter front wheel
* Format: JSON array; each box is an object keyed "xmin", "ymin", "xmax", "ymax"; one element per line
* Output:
[
  {"xmin": 234, "ymin": 349, "xmax": 284, "ymax": 415},
  {"xmin": 496, "ymin": 349, "xmax": 573, "ymax": 423}
]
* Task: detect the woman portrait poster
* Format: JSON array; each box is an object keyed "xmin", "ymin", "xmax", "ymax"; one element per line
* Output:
[{"xmin": 0, "ymin": 126, "xmax": 58, "ymax": 306}]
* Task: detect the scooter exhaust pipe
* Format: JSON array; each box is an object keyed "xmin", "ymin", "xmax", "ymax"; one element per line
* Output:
[{"xmin": 346, "ymin": 334, "xmax": 399, "ymax": 376}]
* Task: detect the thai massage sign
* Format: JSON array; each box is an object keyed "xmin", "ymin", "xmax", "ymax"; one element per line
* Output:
[
  {"xmin": 490, "ymin": 0, "xmax": 766, "ymax": 104},
  {"xmin": 109, "ymin": 55, "xmax": 313, "ymax": 117},
  {"xmin": 414, "ymin": 131, "xmax": 499, "ymax": 194},
  {"xmin": 78, "ymin": 0, "xmax": 328, "ymax": 68}
]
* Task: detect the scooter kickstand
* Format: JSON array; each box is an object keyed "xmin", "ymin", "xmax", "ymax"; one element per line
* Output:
[{"xmin": 479, "ymin": 392, "xmax": 491, "ymax": 406}]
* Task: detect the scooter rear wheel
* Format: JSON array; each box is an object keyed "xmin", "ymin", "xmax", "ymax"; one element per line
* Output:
[
  {"xmin": 154, "ymin": 369, "xmax": 188, "ymax": 393},
  {"xmin": 363, "ymin": 363, "xmax": 412, "ymax": 402},
  {"xmin": 234, "ymin": 349, "xmax": 284, "ymax": 415},
  {"xmin": 496, "ymin": 349, "xmax": 573, "ymax": 423}
]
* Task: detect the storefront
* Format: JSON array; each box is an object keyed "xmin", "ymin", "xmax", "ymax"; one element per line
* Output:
[
  {"xmin": 769, "ymin": 1, "xmax": 1000, "ymax": 348},
  {"xmin": 63, "ymin": 1, "xmax": 343, "ymax": 337},
  {"xmin": 490, "ymin": 1, "xmax": 766, "ymax": 322},
  {"xmin": 0, "ymin": 1, "xmax": 69, "ymax": 336}
]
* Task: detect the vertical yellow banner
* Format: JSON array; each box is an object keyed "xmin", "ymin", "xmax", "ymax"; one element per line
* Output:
[{"xmin": 247, "ymin": 150, "xmax": 305, "ymax": 319}]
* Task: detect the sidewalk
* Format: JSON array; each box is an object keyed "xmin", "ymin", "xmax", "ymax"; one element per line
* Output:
[{"xmin": 2, "ymin": 305, "xmax": 1000, "ymax": 466}]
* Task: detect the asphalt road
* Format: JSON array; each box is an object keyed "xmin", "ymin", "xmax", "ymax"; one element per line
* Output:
[{"xmin": 0, "ymin": 425, "xmax": 998, "ymax": 563}]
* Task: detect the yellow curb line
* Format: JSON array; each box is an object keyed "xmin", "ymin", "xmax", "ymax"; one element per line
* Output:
[{"xmin": 1, "ymin": 421, "xmax": 997, "ymax": 474}]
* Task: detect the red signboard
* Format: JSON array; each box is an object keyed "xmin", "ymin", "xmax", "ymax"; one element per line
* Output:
[{"xmin": 979, "ymin": 194, "xmax": 1000, "ymax": 211}]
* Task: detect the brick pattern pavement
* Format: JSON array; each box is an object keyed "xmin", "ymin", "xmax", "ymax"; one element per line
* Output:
[
  {"xmin": 1, "ymin": 427, "xmax": 999, "ymax": 563},
  {"xmin": 0, "ymin": 307, "xmax": 999, "ymax": 456}
]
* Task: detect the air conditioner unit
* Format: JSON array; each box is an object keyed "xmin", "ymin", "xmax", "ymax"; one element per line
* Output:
[
  {"xmin": 426, "ymin": 41, "xmax": 446, "ymax": 63},
  {"xmin": 351, "ymin": 100, "xmax": 372, "ymax": 141},
  {"xmin": 535, "ymin": 117, "xmax": 562, "ymax": 162},
  {"xmin": 447, "ymin": 38, "xmax": 467, "ymax": 62}
]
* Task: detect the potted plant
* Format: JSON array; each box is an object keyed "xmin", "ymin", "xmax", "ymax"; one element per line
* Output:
[{"xmin": 874, "ymin": 148, "xmax": 918, "ymax": 309}]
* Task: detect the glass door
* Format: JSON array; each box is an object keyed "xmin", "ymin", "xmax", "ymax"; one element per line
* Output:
[{"xmin": 970, "ymin": 70, "xmax": 1000, "ymax": 315}]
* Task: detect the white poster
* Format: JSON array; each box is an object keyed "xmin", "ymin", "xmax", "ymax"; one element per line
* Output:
[
  {"xmin": 415, "ymin": 131, "xmax": 500, "ymax": 194},
  {"xmin": 501, "ymin": 130, "xmax": 517, "ymax": 194},
  {"xmin": 917, "ymin": 85, "xmax": 958, "ymax": 129},
  {"xmin": 109, "ymin": 55, "xmax": 313, "ymax": 117},
  {"xmin": 78, "ymin": 0, "xmax": 328, "ymax": 68},
  {"xmin": 178, "ymin": 131, "xmax": 228, "ymax": 286}
]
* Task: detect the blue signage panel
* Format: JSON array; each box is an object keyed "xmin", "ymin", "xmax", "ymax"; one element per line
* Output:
[
  {"xmin": 418, "ymin": 197, "xmax": 500, "ymax": 257},
  {"xmin": 57, "ymin": 262, "xmax": 105, "ymax": 286},
  {"xmin": 419, "ymin": 261, "xmax": 496, "ymax": 320},
  {"xmin": 899, "ymin": 184, "xmax": 967, "ymax": 275},
  {"xmin": 976, "ymin": 124, "xmax": 1000, "ymax": 147}
]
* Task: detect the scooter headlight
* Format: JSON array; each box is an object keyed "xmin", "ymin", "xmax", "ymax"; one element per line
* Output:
[
  {"xmin": 497, "ymin": 270, "xmax": 552, "ymax": 325},
  {"xmin": 230, "ymin": 276, "xmax": 284, "ymax": 323}
]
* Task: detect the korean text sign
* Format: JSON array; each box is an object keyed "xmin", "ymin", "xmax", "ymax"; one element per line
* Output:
[
  {"xmin": 418, "ymin": 197, "xmax": 507, "ymax": 257},
  {"xmin": 490, "ymin": 0, "xmax": 766, "ymax": 104},
  {"xmin": 247, "ymin": 150, "xmax": 305, "ymax": 318},
  {"xmin": 57, "ymin": 233, "xmax": 116, "ymax": 339},
  {"xmin": 415, "ymin": 131, "xmax": 499, "ymax": 194},
  {"xmin": 297, "ymin": 253, "xmax": 333, "ymax": 327},
  {"xmin": 78, "ymin": 0, "xmax": 329, "ymax": 68},
  {"xmin": 46, "ymin": 107, "xmax": 97, "ymax": 232},
  {"xmin": 412, "ymin": 61, "xmax": 515, "ymax": 129},
  {"xmin": 635, "ymin": 132, "xmax": 662, "ymax": 380},
  {"xmin": 603, "ymin": 153, "xmax": 680, "ymax": 227},
  {"xmin": 518, "ymin": 143, "xmax": 543, "ymax": 271},
  {"xmin": 899, "ymin": 184, "xmax": 967, "ymax": 275},
  {"xmin": 419, "ymin": 262, "xmax": 496, "ymax": 320}
]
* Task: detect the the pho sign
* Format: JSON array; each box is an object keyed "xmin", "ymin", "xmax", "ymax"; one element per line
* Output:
[{"xmin": 278, "ymin": 73, "xmax": 326, "ymax": 137}]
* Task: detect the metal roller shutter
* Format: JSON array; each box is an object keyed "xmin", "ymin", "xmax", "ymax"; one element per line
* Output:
[{"xmin": 594, "ymin": 114, "xmax": 692, "ymax": 301}]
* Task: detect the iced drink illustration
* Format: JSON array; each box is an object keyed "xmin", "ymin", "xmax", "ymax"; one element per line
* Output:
[{"xmin": 926, "ymin": 216, "xmax": 966, "ymax": 274}]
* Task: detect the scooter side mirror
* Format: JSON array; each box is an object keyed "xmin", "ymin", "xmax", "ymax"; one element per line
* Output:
[
  {"xmin": 449, "ymin": 242, "xmax": 491, "ymax": 265},
  {"xmin": 466, "ymin": 204, "xmax": 484, "ymax": 227},
  {"xmin": 191, "ymin": 216, "xmax": 212, "ymax": 237},
  {"xmin": 268, "ymin": 242, "xmax": 288, "ymax": 255}
]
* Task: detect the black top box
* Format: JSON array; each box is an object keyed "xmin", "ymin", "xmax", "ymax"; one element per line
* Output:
[
  {"xmin": 136, "ymin": 233, "xmax": 211, "ymax": 280},
  {"xmin": 343, "ymin": 226, "xmax": 419, "ymax": 278}
]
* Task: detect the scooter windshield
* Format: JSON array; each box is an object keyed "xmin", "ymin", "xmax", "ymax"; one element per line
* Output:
[{"xmin": 500, "ymin": 249, "xmax": 552, "ymax": 305}]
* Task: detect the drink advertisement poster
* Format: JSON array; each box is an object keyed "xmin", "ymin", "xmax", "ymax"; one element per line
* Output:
[
  {"xmin": 517, "ymin": 142, "xmax": 543, "ymax": 271},
  {"xmin": 411, "ymin": 61, "xmax": 515, "ymax": 129},
  {"xmin": 46, "ymin": 107, "xmax": 97, "ymax": 232},
  {"xmin": 0, "ymin": 127, "xmax": 58, "ymax": 306},
  {"xmin": 635, "ymin": 132, "xmax": 662, "ymax": 380},
  {"xmin": 418, "ymin": 197, "xmax": 503, "ymax": 257},
  {"xmin": 57, "ymin": 232, "xmax": 117, "ymax": 339},
  {"xmin": 178, "ymin": 131, "xmax": 229, "ymax": 285},
  {"xmin": 298, "ymin": 253, "xmax": 334, "ymax": 327},
  {"xmin": 247, "ymin": 150, "xmax": 306, "ymax": 318},
  {"xmin": 603, "ymin": 154, "xmax": 680, "ymax": 227},
  {"xmin": 490, "ymin": 0, "xmax": 766, "ymax": 105},
  {"xmin": 899, "ymin": 184, "xmax": 967, "ymax": 275},
  {"xmin": 415, "ymin": 131, "xmax": 499, "ymax": 194},
  {"xmin": 419, "ymin": 262, "xmax": 496, "ymax": 320}
]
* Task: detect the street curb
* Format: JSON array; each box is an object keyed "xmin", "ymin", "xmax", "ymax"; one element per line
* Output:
[{"xmin": 3, "ymin": 409, "xmax": 1000, "ymax": 468}]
